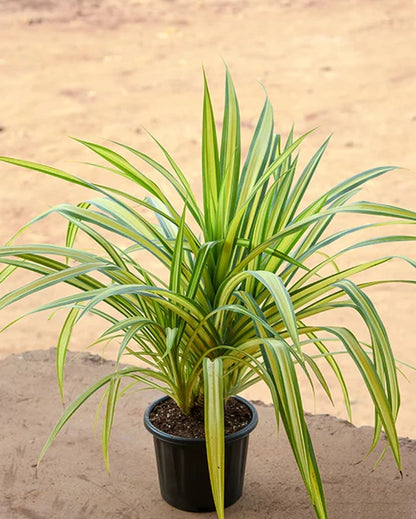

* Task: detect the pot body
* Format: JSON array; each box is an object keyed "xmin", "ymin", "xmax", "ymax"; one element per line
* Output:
[{"xmin": 144, "ymin": 395, "xmax": 258, "ymax": 512}]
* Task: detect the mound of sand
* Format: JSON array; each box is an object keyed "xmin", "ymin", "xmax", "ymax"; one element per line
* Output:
[{"xmin": 1, "ymin": 349, "xmax": 416, "ymax": 518}]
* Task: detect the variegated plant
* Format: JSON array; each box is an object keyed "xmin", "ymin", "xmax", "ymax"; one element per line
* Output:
[{"xmin": 1, "ymin": 67, "xmax": 415, "ymax": 519}]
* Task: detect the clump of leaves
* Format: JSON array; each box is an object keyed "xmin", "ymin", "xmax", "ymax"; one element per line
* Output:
[{"xmin": 0, "ymin": 67, "xmax": 415, "ymax": 519}]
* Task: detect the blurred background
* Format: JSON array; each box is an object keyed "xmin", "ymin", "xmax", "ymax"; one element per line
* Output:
[{"xmin": 0, "ymin": 0, "xmax": 415, "ymax": 436}]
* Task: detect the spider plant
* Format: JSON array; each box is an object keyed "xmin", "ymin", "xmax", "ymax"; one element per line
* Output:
[{"xmin": 0, "ymin": 67, "xmax": 415, "ymax": 519}]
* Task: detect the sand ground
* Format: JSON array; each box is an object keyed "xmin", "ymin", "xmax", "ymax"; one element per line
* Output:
[
  {"xmin": 1, "ymin": 349, "xmax": 416, "ymax": 518},
  {"xmin": 0, "ymin": 1, "xmax": 415, "ymax": 516}
]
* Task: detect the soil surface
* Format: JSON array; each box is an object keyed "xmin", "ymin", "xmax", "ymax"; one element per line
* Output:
[
  {"xmin": 149, "ymin": 397, "xmax": 253, "ymax": 438},
  {"xmin": 0, "ymin": 1, "xmax": 416, "ymax": 516}
]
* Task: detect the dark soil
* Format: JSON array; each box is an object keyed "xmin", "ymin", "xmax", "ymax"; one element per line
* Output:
[{"xmin": 149, "ymin": 397, "xmax": 253, "ymax": 439}]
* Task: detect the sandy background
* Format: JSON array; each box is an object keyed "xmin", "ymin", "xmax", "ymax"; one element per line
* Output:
[{"xmin": 0, "ymin": 0, "xmax": 415, "ymax": 443}]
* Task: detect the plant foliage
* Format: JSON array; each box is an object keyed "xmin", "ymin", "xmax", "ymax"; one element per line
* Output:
[{"xmin": 1, "ymin": 67, "xmax": 415, "ymax": 518}]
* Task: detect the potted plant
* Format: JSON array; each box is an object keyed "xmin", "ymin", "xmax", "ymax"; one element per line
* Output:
[{"xmin": 0, "ymin": 67, "xmax": 415, "ymax": 519}]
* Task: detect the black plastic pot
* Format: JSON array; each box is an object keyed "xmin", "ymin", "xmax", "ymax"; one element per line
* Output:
[{"xmin": 144, "ymin": 395, "xmax": 258, "ymax": 512}]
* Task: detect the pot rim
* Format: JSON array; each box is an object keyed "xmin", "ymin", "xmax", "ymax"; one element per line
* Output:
[{"xmin": 144, "ymin": 395, "xmax": 258, "ymax": 446}]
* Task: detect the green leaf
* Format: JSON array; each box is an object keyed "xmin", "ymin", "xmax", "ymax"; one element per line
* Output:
[
  {"xmin": 65, "ymin": 202, "xmax": 91, "ymax": 252},
  {"xmin": 320, "ymin": 325, "xmax": 401, "ymax": 469},
  {"xmin": 203, "ymin": 357, "xmax": 225, "ymax": 519},
  {"xmin": 202, "ymin": 71, "xmax": 220, "ymax": 239},
  {"xmin": 113, "ymin": 137, "xmax": 202, "ymax": 226},
  {"xmin": 248, "ymin": 270, "xmax": 302, "ymax": 354},
  {"xmin": 163, "ymin": 327, "xmax": 178, "ymax": 359},
  {"xmin": 261, "ymin": 339, "xmax": 327, "ymax": 518},
  {"xmin": 73, "ymin": 139, "xmax": 175, "ymax": 212},
  {"xmin": 0, "ymin": 261, "xmax": 108, "ymax": 310},
  {"xmin": 217, "ymin": 66, "xmax": 241, "ymax": 235},
  {"xmin": 0, "ymin": 156, "xmax": 92, "ymax": 189},
  {"xmin": 238, "ymin": 94, "xmax": 274, "ymax": 204},
  {"xmin": 334, "ymin": 279, "xmax": 400, "ymax": 454},
  {"xmin": 56, "ymin": 307, "xmax": 81, "ymax": 401},
  {"xmin": 38, "ymin": 367, "xmax": 138, "ymax": 465},
  {"xmin": 102, "ymin": 375, "xmax": 122, "ymax": 472},
  {"xmin": 169, "ymin": 207, "xmax": 186, "ymax": 296}
]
